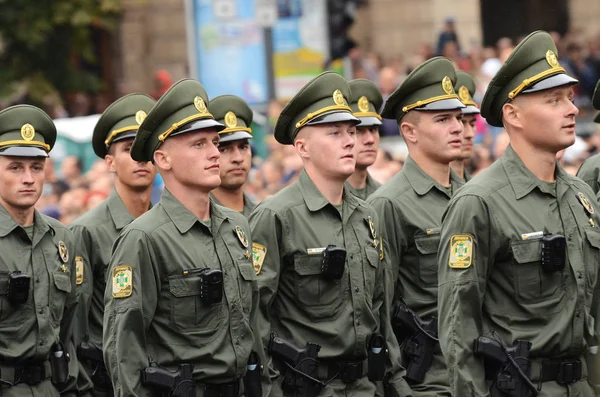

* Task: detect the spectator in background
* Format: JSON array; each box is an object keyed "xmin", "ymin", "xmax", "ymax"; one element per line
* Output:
[
  {"xmin": 60, "ymin": 155, "xmax": 83, "ymax": 187},
  {"xmin": 564, "ymin": 42, "xmax": 597, "ymax": 104},
  {"xmin": 436, "ymin": 16, "xmax": 460, "ymax": 56},
  {"xmin": 68, "ymin": 92, "xmax": 92, "ymax": 117},
  {"xmin": 151, "ymin": 69, "xmax": 173, "ymax": 100},
  {"xmin": 379, "ymin": 67, "xmax": 401, "ymax": 137},
  {"xmin": 59, "ymin": 184, "xmax": 89, "ymax": 224}
]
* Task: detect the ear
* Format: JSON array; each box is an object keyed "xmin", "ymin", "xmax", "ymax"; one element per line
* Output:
[
  {"xmin": 400, "ymin": 121, "xmax": 418, "ymax": 144},
  {"xmin": 293, "ymin": 136, "xmax": 310, "ymax": 160},
  {"xmin": 153, "ymin": 149, "xmax": 172, "ymax": 171},
  {"xmin": 502, "ymin": 102, "xmax": 523, "ymax": 130},
  {"xmin": 104, "ymin": 155, "xmax": 116, "ymax": 174}
]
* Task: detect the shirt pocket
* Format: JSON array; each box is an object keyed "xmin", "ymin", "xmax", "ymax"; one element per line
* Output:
[
  {"xmin": 415, "ymin": 234, "xmax": 441, "ymax": 286},
  {"xmin": 50, "ymin": 272, "xmax": 71, "ymax": 324},
  {"xmin": 363, "ymin": 247, "xmax": 380, "ymax": 302},
  {"xmin": 238, "ymin": 260, "xmax": 257, "ymax": 314},
  {"xmin": 584, "ymin": 228, "xmax": 600, "ymax": 293},
  {"xmin": 293, "ymin": 254, "xmax": 344, "ymax": 320},
  {"xmin": 168, "ymin": 275, "xmax": 224, "ymax": 336},
  {"xmin": 511, "ymin": 239, "xmax": 563, "ymax": 304}
]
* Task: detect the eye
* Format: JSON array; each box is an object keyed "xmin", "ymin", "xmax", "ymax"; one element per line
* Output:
[
  {"xmin": 348, "ymin": 129, "xmax": 356, "ymax": 136},
  {"xmin": 549, "ymin": 98, "xmax": 558, "ymax": 105},
  {"xmin": 437, "ymin": 117, "xmax": 447, "ymax": 123},
  {"xmin": 330, "ymin": 130, "xmax": 339, "ymax": 136},
  {"xmin": 194, "ymin": 141, "xmax": 205, "ymax": 148}
]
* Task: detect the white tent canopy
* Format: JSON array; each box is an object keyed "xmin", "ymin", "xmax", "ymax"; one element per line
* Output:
[{"xmin": 53, "ymin": 114, "xmax": 101, "ymax": 143}]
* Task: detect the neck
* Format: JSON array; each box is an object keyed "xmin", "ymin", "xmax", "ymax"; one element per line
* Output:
[
  {"xmin": 114, "ymin": 180, "xmax": 153, "ymax": 219},
  {"xmin": 211, "ymin": 186, "xmax": 245, "ymax": 212},
  {"xmin": 511, "ymin": 141, "xmax": 557, "ymax": 182},
  {"xmin": 1, "ymin": 201, "xmax": 35, "ymax": 227},
  {"xmin": 449, "ymin": 159, "xmax": 465, "ymax": 179},
  {"xmin": 165, "ymin": 182, "xmax": 211, "ymax": 220},
  {"xmin": 347, "ymin": 166, "xmax": 369, "ymax": 190},
  {"xmin": 304, "ymin": 165, "xmax": 346, "ymax": 205},
  {"xmin": 410, "ymin": 151, "xmax": 451, "ymax": 187}
]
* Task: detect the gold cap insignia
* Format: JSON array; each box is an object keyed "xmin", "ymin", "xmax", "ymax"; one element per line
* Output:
[
  {"xmin": 135, "ymin": 110, "xmax": 147, "ymax": 125},
  {"xmin": 546, "ymin": 50, "xmax": 559, "ymax": 68},
  {"xmin": 112, "ymin": 265, "xmax": 133, "ymax": 298},
  {"xmin": 194, "ymin": 96, "xmax": 207, "ymax": 114},
  {"xmin": 357, "ymin": 96, "xmax": 370, "ymax": 112},
  {"xmin": 235, "ymin": 225, "xmax": 249, "ymax": 248},
  {"xmin": 58, "ymin": 241, "xmax": 69, "ymax": 263},
  {"xmin": 442, "ymin": 76, "xmax": 454, "ymax": 95},
  {"xmin": 21, "ymin": 123, "xmax": 35, "ymax": 141},
  {"xmin": 459, "ymin": 86, "xmax": 471, "ymax": 103},
  {"xmin": 75, "ymin": 256, "xmax": 84, "ymax": 285},
  {"xmin": 225, "ymin": 111, "xmax": 237, "ymax": 129},
  {"xmin": 577, "ymin": 192, "xmax": 595, "ymax": 215},
  {"xmin": 333, "ymin": 89, "xmax": 345, "ymax": 106}
]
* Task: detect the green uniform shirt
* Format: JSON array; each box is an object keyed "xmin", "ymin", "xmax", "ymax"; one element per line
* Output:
[
  {"xmin": 70, "ymin": 189, "xmax": 137, "ymax": 349},
  {"xmin": 577, "ymin": 153, "xmax": 600, "ymax": 195},
  {"xmin": 249, "ymin": 170, "xmax": 412, "ymax": 396},
  {"xmin": 463, "ymin": 168, "xmax": 473, "ymax": 182},
  {"xmin": 0, "ymin": 204, "xmax": 78, "ymax": 391},
  {"xmin": 368, "ymin": 156, "xmax": 464, "ymax": 319},
  {"xmin": 438, "ymin": 145, "xmax": 600, "ymax": 396},
  {"xmin": 345, "ymin": 173, "xmax": 382, "ymax": 200},
  {"xmin": 210, "ymin": 191, "xmax": 257, "ymax": 218},
  {"xmin": 103, "ymin": 189, "xmax": 267, "ymax": 396}
]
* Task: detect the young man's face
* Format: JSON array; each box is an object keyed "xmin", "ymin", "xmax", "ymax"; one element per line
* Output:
[
  {"xmin": 460, "ymin": 114, "xmax": 477, "ymax": 160},
  {"xmin": 105, "ymin": 138, "xmax": 157, "ymax": 190},
  {"xmin": 156, "ymin": 129, "xmax": 222, "ymax": 192},
  {"xmin": 354, "ymin": 125, "xmax": 380, "ymax": 169},
  {"xmin": 295, "ymin": 121, "xmax": 357, "ymax": 181},
  {"xmin": 0, "ymin": 156, "xmax": 45, "ymax": 211},
  {"xmin": 403, "ymin": 109, "xmax": 464, "ymax": 163},
  {"xmin": 218, "ymin": 139, "xmax": 252, "ymax": 190},
  {"xmin": 512, "ymin": 86, "xmax": 578, "ymax": 153}
]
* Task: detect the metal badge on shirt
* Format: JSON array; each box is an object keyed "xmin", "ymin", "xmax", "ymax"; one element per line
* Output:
[
  {"xmin": 58, "ymin": 241, "xmax": 69, "ymax": 263},
  {"xmin": 234, "ymin": 226, "xmax": 249, "ymax": 248},
  {"xmin": 365, "ymin": 216, "xmax": 379, "ymax": 248},
  {"xmin": 577, "ymin": 192, "xmax": 596, "ymax": 227}
]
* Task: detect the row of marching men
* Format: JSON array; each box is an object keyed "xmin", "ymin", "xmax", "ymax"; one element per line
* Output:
[{"xmin": 1, "ymin": 29, "xmax": 599, "ymax": 397}]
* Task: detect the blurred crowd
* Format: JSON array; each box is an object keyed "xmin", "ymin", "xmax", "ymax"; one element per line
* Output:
[{"xmin": 32, "ymin": 22, "xmax": 600, "ymax": 222}]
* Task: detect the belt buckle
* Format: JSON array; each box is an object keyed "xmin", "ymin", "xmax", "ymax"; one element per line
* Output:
[
  {"xmin": 556, "ymin": 360, "xmax": 581, "ymax": 385},
  {"xmin": 341, "ymin": 361, "xmax": 363, "ymax": 383}
]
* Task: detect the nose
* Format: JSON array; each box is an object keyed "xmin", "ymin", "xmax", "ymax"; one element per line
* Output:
[
  {"xmin": 22, "ymin": 168, "xmax": 35, "ymax": 184},
  {"xmin": 230, "ymin": 147, "xmax": 244, "ymax": 163},
  {"xmin": 344, "ymin": 130, "xmax": 355, "ymax": 149},
  {"xmin": 566, "ymin": 99, "xmax": 579, "ymax": 118},
  {"xmin": 362, "ymin": 130, "xmax": 375, "ymax": 145},
  {"xmin": 210, "ymin": 142, "xmax": 221, "ymax": 161},
  {"xmin": 451, "ymin": 117, "xmax": 464, "ymax": 135}
]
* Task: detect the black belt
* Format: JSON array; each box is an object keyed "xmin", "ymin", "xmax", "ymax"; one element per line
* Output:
[
  {"xmin": 204, "ymin": 379, "xmax": 240, "ymax": 397},
  {"xmin": 0, "ymin": 361, "xmax": 52, "ymax": 385},
  {"xmin": 318, "ymin": 358, "xmax": 368, "ymax": 383},
  {"xmin": 538, "ymin": 359, "xmax": 583, "ymax": 385}
]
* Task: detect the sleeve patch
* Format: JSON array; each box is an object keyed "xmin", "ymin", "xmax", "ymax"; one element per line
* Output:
[
  {"xmin": 252, "ymin": 243, "xmax": 267, "ymax": 275},
  {"xmin": 112, "ymin": 265, "xmax": 133, "ymax": 298},
  {"xmin": 449, "ymin": 234, "xmax": 473, "ymax": 269},
  {"xmin": 75, "ymin": 256, "xmax": 84, "ymax": 285}
]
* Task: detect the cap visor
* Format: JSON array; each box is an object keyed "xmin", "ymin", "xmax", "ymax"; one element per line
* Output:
[
  {"xmin": 0, "ymin": 146, "xmax": 48, "ymax": 157},
  {"xmin": 594, "ymin": 112, "xmax": 600, "ymax": 124},
  {"xmin": 306, "ymin": 111, "xmax": 360, "ymax": 126},
  {"xmin": 219, "ymin": 130, "xmax": 253, "ymax": 143},
  {"xmin": 357, "ymin": 116, "xmax": 383, "ymax": 126},
  {"xmin": 171, "ymin": 118, "xmax": 226, "ymax": 137},
  {"xmin": 461, "ymin": 105, "xmax": 480, "ymax": 115},
  {"xmin": 111, "ymin": 130, "xmax": 138, "ymax": 144},
  {"xmin": 522, "ymin": 73, "xmax": 579, "ymax": 94},
  {"xmin": 419, "ymin": 98, "xmax": 466, "ymax": 111}
]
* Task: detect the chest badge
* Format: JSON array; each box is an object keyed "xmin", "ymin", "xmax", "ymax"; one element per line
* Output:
[
  {"xmin": 58, "ymin": 241, "xmax": 69, "ymax": 263},
  {"xmin": 365, "ymin": 216, "xmax": 377, "ymax": 239},
  {"xmin": 577, "ymin": 192, "xmax": 595, "ymax": 216},
  {"xmin": 234, "ymin": 226, "xmax": 249, "ymax": 248}
]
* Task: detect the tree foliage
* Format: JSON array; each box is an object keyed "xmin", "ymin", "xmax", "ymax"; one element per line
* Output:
[{"xmin": 0, "ymin": 0, "xmax": 121, "ymax": 103}]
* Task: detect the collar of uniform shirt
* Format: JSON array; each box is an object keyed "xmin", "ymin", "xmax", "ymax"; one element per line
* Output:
[
  {"xmin": 501, "ymin": 145, "xmax": 573, "ymax": 200},
  {"xmin": 159, "ymin": 188, "xmax": 227, "ymax": 234},
  {"xmin": 298, "ymin": 169, "xmax": 360, "ymax": 214},
  {"xmin": 0, "ymin": 204, "xmax": 51, "ymax": 240},
  {"xmin": 107, "ymin": 189, "xmax": 136, "ymax": 231},
  {"xmin": 403, "ymin": 156, "xmax": 463, "ymax": 197}
]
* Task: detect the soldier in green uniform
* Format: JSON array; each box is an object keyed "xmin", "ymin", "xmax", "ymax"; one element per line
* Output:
[
  {"xmin": 576, "ymin": 80, "xmax": 600, "ymax": 196},
  {"xmin": 69, "ymin": 93, "xmax": 157, "ymax": 396},
  {"xmin": 438, "ymin": 31, "xmax": 600, "ymax": 396},
  {"xmin": 450, "ymin": 70, "xmax": 479, "ymax": 182},
  {"xmin": 345, "ymin": 79, "xmax": 383, "ymax": 200},
  {"xmin": 0, "ymin": 105, "xmax": 78, "ymax": 396},
  {"xmin": 249, "ymin": 71, "xmax": 413, "ymax": 397},
  {"xmin": 103, "ymin": 79, "xmax": 269, "ymax": 397},
  {"xmin": 208, "ymin": 95, "xmax": 256, "ymax": 217},
  {"xmin": 367, "ymin": 57, "xmax": 465, "ymax": 396}
]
